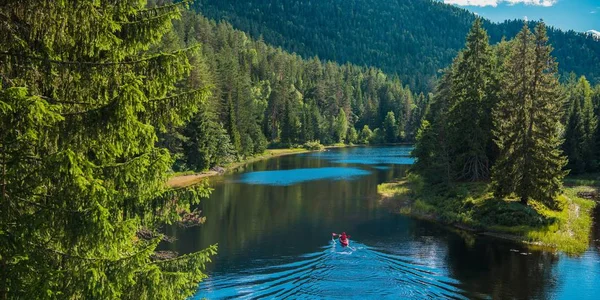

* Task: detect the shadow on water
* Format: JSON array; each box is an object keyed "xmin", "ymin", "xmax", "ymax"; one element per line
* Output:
[{"xmin": 163, "ymin": 146, "xmax": 600, "ymax": 299}]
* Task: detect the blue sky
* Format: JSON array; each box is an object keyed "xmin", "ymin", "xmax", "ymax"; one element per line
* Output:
[{"xmin": 442, "ymin": 0, "xmax": 599, "ymax": 34}]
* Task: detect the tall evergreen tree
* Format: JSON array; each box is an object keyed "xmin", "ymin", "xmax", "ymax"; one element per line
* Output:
[
  {"xmin": 447, "ymin": 18, "xmax": 496, "ymax": 181},
  {"xmin": 334, "ymin": 108, "xmax": 348, "ymax": 143},
  {"xmin": 347, "ymin": 127, "xmax": 359, "ymax": 144},
  {"xmin": 492, "ymin": 23, "xmax": 567, "ymax": 208},
  {"xmin": 382, "ymin": 111, "xmax": 398, "ymax": 143},
  {"xmin": 0, "ymin": 1, "xmax": 218, "ymax": 299},
  {"xmin": 183, "ymin": 103, "xmax": 235, "ymax": 171}
]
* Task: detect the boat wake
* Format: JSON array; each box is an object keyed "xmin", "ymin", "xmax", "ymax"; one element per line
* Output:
[{"xmin": 195, "ymin": 241, "xmax": 469, "ymax": 299}]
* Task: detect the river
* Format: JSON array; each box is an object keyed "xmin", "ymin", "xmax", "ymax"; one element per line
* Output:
[{"xmin": 166, "ymin": 146, "xmax": 600, "ymax": 299}]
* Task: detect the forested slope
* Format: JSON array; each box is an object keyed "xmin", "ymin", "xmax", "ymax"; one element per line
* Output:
[
  {"xmin": 160, "ymin": 11, "xmax": 427, "ymax": 171},
  {"xmin": 193, "ymin": 0, "xmax": 600, "ymax": 92}
]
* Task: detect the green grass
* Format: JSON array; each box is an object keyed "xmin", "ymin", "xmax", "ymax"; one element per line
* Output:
[
  {"xmin": 378, "ymin": 173, "xmax": 597, "ymax": 255},
  {"xmin": 563, "ymin": 172, "xmax": 600, "ymax": 187}
]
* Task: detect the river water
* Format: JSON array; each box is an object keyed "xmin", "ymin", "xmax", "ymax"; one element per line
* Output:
[{"xmin": 167, "ymin": 146, "xmax": 600, "ymax": 299}]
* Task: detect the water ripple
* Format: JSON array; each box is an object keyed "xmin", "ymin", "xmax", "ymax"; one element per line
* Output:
[{"xmin": 195, "ymin": 241, "xmax": 470, "ymax": 299}]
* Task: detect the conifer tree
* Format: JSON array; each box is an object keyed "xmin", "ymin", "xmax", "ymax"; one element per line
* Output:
[
  {"xmin": 563, "ymin": 76, "xmax": 597, "ymax": 173},
  {"xmin": 447, "ymin": 18, "xmax": 495, "ymax": 181},
  {"xmin": 359, "ymin": 125, "xmax": 373, "ymax": 144},
  {"xmin": 334, "ymin": 108, "xmax": 348, "ymax": 143},
  {"xmin": 183, "ymin": 103, "xmax": 235, "ymax": 171},
  {"xmin": 383, "ymin": 111, "xmax": 398, "ymax": 143},
  {"xmin": 347, "ymin": 127, "xmax": 359, "ymax": 144},
  {"xmin": 0, "ymin": 1, "xmax": 216, "ymax": 298},
  {"xmin": 412, "ymin": 69, "xmax": 454, "ymax": 183},
  {"xmin": 492, "ymin": 23, "xmax": 567, "ymax": 208}
]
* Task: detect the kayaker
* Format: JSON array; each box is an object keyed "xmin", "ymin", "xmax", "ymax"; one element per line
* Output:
[{"xmin": 332, "ymin": 232, "xmax": 351, "ymax": 247}]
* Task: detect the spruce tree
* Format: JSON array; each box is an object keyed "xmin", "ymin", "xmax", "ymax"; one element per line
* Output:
[
  {"xmin": 334, "ymin": 108, "xmax": 348, "ymax": 143},
  {"xmin": 359, "ymin": 125, "xmax": 373, "ymax": 144},
  {"xmin": 447, "ymin": 18, "xmax": 495, "ymax": 181},
  {"xmin": 492, "ymin": 23, "xmax": 567, "ymax": 208},
  {"xmin": 412, "ymin": 69, "xmax": 454, "ymax": 183},
  {"xmin": 0, "ymin": 1, "xmax": 216, "ymax": 299},
  {"xmin": 347, "ymin": 127, "xmax": 359, "ymax": 144},
  {"xmin": 383, "ymin": 111, "xmax": 398, "ymax": 143}
]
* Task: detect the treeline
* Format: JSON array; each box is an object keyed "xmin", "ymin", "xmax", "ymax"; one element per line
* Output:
[
  {"xmin": 160, "ymin": 11, "xmax": 427, "ymax": 171},
  {"xmin": 193, "ymin": 0, "xmax": 600, "ymax": 92},
  {"xmin": 414, "ymin": 19, "xmax": 600, "ymax": 209}
]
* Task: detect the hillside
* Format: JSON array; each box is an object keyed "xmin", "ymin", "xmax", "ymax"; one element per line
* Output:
[{"xmin": 193, "ymin": 0, "xmax": 600, "ymax": 92}]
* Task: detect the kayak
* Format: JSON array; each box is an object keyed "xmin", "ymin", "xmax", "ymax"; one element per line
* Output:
[{"xmin": 340, "ymin": 238, "xmax": 349, "ymax": 247}]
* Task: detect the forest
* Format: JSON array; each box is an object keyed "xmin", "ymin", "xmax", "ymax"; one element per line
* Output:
[
  {"xmin": 160, "ymin": 11, "xmax": 427, "ymax": 172},
  {"xmin": 0, "ymin": 1, "xmax": 426, "ymax": 298},
  {"xmin": 413, "ymin": 19, "xmax": 600, "ymax": 208},
  {"xmin": 193, "ymin": 0, "xmax": 600, "ymax": 92}
]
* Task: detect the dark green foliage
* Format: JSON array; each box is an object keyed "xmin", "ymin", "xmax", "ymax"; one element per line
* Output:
[
  {"xmin": 358, "ymin": 125, "xmax": 373, "ymax": 145},
  {"xmin": 167, "ymin": 11, "xmax": 427, "ymax": 166},
  {"xmin": 183, "ymin": 105, "xmax": 236, "ymax": 171},
  {"xmin": 334, "ymin": 108, "xmax": 348, "ymax": 143},
  {"xmin": 563, "ymin": 76, "xmax": 598, "ymax": 173},
  {"xmin": 0, "ymin": 1, "xmax": 216, "ymax": 299},
  {"xmin": 194, "ymin": 0, "xmax": 600, "ymax": 92},
  {"xmin": 414, "ymin": 19, "xmax": 497, "ymax": 182},
  {"xmin": 492, "ymin": 23, "xmax": 567, "ymax": 208},
  {"xmin": 412, "ymin": 70, "xmax": 454, "ymax": 184},
  {"xmin": 415, "ymin": 20, "xmax": 571, "ymax": 209},
  {"xmin": 447, "ymin": 19, "xmax": 496, "ymax": 181},
  {"xmin": 382, "ymin": 112, "xmax": 398, "ymax": 143},
  {"xmin": 346, "ymin": 127, "xmax": 358, "ymax": 144}
]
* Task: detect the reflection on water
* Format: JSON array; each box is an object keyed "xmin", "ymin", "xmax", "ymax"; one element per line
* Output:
[
  {"xmin": 237, "ymin": 167, "xmax": 371, "ymax": 186},
  {"xmin": 165, "ymin": 146, "xmax": 600, "ymax": 299},
  {"xmin": 304, "ymin": 146, "xmax": 415, "ymax": 165}
]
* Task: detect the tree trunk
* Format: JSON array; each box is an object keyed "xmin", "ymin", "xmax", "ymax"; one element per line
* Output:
[{"xmin": 520, "ymin": 196, "xmax": 528, "ymax": 206}]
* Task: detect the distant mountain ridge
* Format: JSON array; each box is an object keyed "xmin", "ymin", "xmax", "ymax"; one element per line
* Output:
[{"xmin": 193, "ymin": 0, "xmax": 600, "ymax": 92}]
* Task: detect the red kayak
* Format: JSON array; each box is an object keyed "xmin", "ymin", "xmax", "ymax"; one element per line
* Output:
[{"xmin": 339, "ymin": 237, "xmax": 349, "ymax": 247}]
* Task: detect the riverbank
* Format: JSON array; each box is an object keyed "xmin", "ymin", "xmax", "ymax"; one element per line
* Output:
[
  {"xmin": 378, "ymin": 174, "xmax": 598, "ymax": 255},
  {"xmin": 167, "ymin": 148, "xmax": 310, "ymax": 187}
]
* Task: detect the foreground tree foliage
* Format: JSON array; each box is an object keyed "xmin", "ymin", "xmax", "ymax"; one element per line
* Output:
[{"xmin": 0, "ymin": 1, "xmax": 216, "ymax": 299}]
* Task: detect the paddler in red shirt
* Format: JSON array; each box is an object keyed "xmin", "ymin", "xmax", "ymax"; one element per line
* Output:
[{"xmin": 332, "ymin": 232, "xmax": 351, "ymax": 247}]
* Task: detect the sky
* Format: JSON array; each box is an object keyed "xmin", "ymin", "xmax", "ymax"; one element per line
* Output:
[{"xmin": 441, "ymin": 0, "xmax": 600, "ymax": 35}]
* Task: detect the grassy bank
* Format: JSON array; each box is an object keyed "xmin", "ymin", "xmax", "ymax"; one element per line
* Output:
[{"xmin": 378, "ymin": 174, "xmax": 598, "ymax": 255}]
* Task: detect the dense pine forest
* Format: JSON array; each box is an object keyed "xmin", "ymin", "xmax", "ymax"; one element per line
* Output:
[
  {"xmin": 193, "ymin": 0, "xmax": 600, "ymax": 92},
  {"xmin": 160, "ymin": 12, "xmax": 427, "ymax": 171}
]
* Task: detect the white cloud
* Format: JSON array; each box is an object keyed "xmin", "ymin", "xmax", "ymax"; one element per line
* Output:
[
  {"xmin": 591, "ymin": 11, "xmax": 597, "ymax": 14},
  {"xmin": 588, "ymin": 30, "xmax": 600, "ymax": 37},
  {"xmin": 443, "ymin": 0, "xmax": 558, "ymax": 7}
]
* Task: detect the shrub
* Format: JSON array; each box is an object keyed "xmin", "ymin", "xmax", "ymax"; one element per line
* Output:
[{"xmin": 303, "ymin": 140, "xmax": 325, "ymax": 151}]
